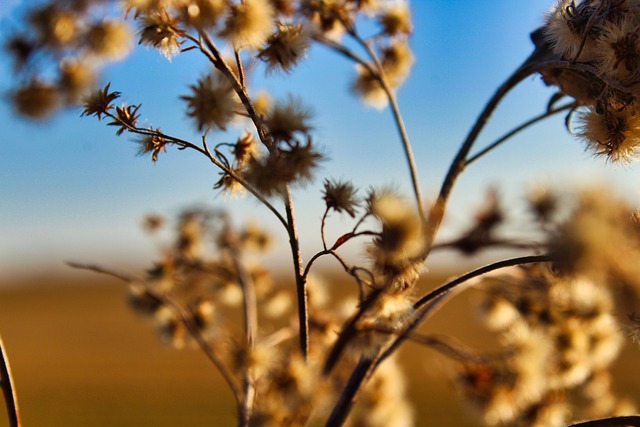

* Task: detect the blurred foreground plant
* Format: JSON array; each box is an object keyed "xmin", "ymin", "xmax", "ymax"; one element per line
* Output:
[{"xmin": 5, "ymin": 1, "xmax": 640, "ymax": 426}]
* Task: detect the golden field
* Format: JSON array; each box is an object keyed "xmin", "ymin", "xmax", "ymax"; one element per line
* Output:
[{"xmin": 0, "ymin": 271, "xmax": 638, "ymax": 426}]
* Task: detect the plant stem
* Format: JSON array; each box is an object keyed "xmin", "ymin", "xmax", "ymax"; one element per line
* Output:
[
  {"xmin": 425, "ymin": 60, "xmax": 562, "ymax": 250},
  {"xmin": 325, "ymin": 357, "xmax": 376, "ymax": 427},
  {"xmin": 313, "ymin": 32, "xmax": 425, "ymax": 221},
  {"xmin": 351, "ymin": 32, "xmax": 425, "ymax": 222},
  {"xmin": 284, "ymin": 188, "xmax": 309, "ymax": 359},
  {"xmin": 465, "ymin": 102, "xmax": 575, "ymax": 166},
  {"xmin": 0, "ymin": 336, "xmax": 20, "ymax": 427},
  {"xmin": 324, "ymin": 255, "xmax": 552, "ymax": 425},
  {"xmin": 225, "ymin": 224, "xmax": 258, "ymax": 427},
  {"xmin": 378, "ymin": 254, "xmax": 553, "ymax": 367}
]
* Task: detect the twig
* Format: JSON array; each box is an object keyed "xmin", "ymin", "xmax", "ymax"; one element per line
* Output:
[
  {"xmin": 224, "ymin": 222, "xmax": 258, "ymax": 427},
  {"xmin": 284, "ymin": 188, "xmax": 309, "ymax": 359},
  {"xmin": 465, "ymin": 102, "xmax": 575, "ymax": 166},
  {"xmin": 322, "ymin": 288, "xmax": 383, "ymax": 375},
  {"xmin": 314, "ymin": 31, "xmax": 425, "ymax": 223},
  {"xmin": 324, "ymin": 255, "xmax": 552, "ymax": 425},
  {"xmin": 0, "ymin": 336, "xmax": 20, "ymax": 427},
  {"xmin": 325, "ymin": 357, "xmax": 375, "ymax": 427},
  {"xmin": 425, "ymin": 59, "xmax": 570, "ymax": 251},
  {"xmin": 67, "ymin": 262, "xmax": 244, "ymax": 405},
  {"xmin": 348, "ymin": 29, "xmax": 425, "ymax": 222}
]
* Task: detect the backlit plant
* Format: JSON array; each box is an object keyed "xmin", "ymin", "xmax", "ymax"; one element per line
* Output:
[{"xmin": 3, "ymin": 1, "xmax": 640, "ymax": 426}]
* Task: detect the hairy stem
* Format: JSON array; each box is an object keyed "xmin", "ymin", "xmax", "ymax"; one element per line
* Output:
[
  {"xmin": 225, "ymin": 225, "xmax": 258, "ymax": 427},
  {"xmin": 325, "ymin": 357, "xmax": 376, "ymax": 427},
  {"xmin": 378, "ymin": 254, "xmax": 553, "ymax": 367},
  {"xmin": 325, "ymin": 255, "xmax": 552, "ymax": 425},
  {"xmin": 354, "ymin": 34, "xmax": 425, "ymax": 222},
  {"xmin": 425, "ymin": 60, "xmax": 566, "ymax": 250},
  {"xmin": 465, "ymin": 102, "xmax": 575, "ymax": 166},
  {"xmin": 0, "ymin": 336, "xmax": 20, "ymax": 427},
  {"xmin": 284, "ymin": 188, "xmax": 309, "ymax": 359}
]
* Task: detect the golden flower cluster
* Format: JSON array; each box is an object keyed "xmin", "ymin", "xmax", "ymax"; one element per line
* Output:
[
  {"xmin": 460, "ymin": 265, "xmax": 633, "ymax": 427},
  {"xmin": 542, "ymin": 0, "xmax": 640, "ymax": 161},
  {"xmin": 6, "ymin": 1, "xmax": 133, "ymax": 118}
]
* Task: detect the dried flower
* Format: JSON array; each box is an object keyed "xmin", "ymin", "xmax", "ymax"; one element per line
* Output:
[
  {"xmin": 181, "ymin": 73, "xmax": 240, "ymax": 131},
  {"xmin": 381, "ymin": 38, "xmax": 414, "ymax": 86},
  {"xmin": 29, "ymin": 4, "xmax": 77, "ymax": 47},
  {"xmin": 108, "ymin": 104, "xmax": 141, "ymax": 135},
  {"xmin": 138, "ymin": 11, "xmax": 184, "ymax": 60},
  {"xmin": 232, "ymin": 131, "xmax": 260, "ymax": 167},
  {"xmin": 81, "ymin": 83, "xmax": 120, "ymax": 119},
  {"xmin": 219, "ymin": 0, "xmax": 274, "ymax": 49},
  {"xmin": 178, "ymin": 0, "xmax": 226, "ymax": 28},
  {"xmin": 322, "ymin": 179, "xmax": 360, "ymax": 217},
  {"xmin": 576, "ymin": 107, "xmax": 640, "ymax": 162},
  {"xmin": 86, "ymin": 19, "xmax": 133, "ymax": 60},
  {"xmin": 136, "ymin": 130, "xmax": 167, "ymax": 161},
  {"xmin": 352, "ymin": 64, "xmax": 387, "ymax": 109},
  {"xmin": 59, "ymin": 58, "xmax": 95, "ymax": 100},
  {"xmin": 264, "ymin": 95, "xmax": 313, "ymax": 141},
  {"xmin": 258, "ymin": 22, "xmax": 310, "ymax": 73},
  {"xmin": 378, "ymin": 1, "xmax": 412, "ymax": 36},
  {"xmin": 12, "ymin": 81, "xmax": 59, "ymax": 119}
]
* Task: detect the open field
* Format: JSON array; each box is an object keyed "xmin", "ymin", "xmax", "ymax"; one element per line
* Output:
[{"xmin": 0, "ymin": 272, "xmax": 638, "ymax": 426}]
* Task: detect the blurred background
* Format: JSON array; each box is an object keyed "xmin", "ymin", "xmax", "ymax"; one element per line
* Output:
[{"xmin": 1, "ymin": 1, "xmax": 640, "ymax": 426}]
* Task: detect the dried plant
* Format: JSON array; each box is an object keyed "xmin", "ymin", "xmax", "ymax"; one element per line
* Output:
[{"xmin": 4, "ymin": 1, "xmax": 640, "ymax": 426}]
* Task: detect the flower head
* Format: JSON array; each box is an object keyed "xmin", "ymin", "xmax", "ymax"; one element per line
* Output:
[
  {"xmin": 322, "ymin": 179, "xmax": 360, "ymax": 217},
  {"xmin": 219, "ymin": 0, "xmax": 274, "ymax": 49},
  {"xmin": 576, "ymin": 107, "xmax": 640, "ymax": 162},
  {"xmin": 86, "ymin": 19, "xmax": 133, "ymax": 60},
  {"xmin": 258, "ymin": 22, "xmax": 310, "ymax": 73},
  {"xmin": 264, "ymin": 95, "xmax": 313, "ymax": 141},
  {"xmin": 136, "ymin": 130, "xmax": 167, "ymax": 161},
  {"xmin": 181, "ymin": 73, "xmax": 240, "ymax": 131},
  {"xmin": 138, "ymin": 10, "xmax": 184, "ymax": 60},
  {"xmin": 12, "ymin": 80, "xmax": 59, "ymax": 119},
  {"xmin": 81, "ymin": 83, "xmax": 120, "ymax": 120}
]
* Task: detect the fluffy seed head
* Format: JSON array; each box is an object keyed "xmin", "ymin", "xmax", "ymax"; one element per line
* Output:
[
  {"xmin": 86, "ymin": 19, "xmax": 133, "ymax": 60},
  {"xmin": 258, "ymin": 22, "xmax": 311, "ymax": 73},
  {"xmin": 220, "ymin": 0, "xmax": 274, "ymax": 49},
  {"xmin": 576, "ymin": 107, "xmax": 640, "ymax": 162},
  {"xmin": 181, "ymin": 73, "xmax": 240, "ymax": 131}
]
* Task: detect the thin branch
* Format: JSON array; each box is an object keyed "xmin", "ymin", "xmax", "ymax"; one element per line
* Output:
[
  {"xmin": 321, "ymin": 207, "xmax": 330, "ymax": 251},
  {"xmin": 224, "ymin": 223, "xmax": 258, "ymax": 427},
  {"xmin": 110, "ymin": 121, "xmax": 288, "ymax": 229},
  {"xmin": 465, "ymin": 102, "xmax": 575, "ymax": 166},
  {"xmin": 67, "ymin": 262, "xmax": 244, "ymax": 405},
  {"xmin": 425, "ymin": 59, "xmax": 572, "ymax": 251},
  {"xmin": 378, "ymin": 254, "xmax": 553, "ymax": 367},
  {"xmin": 567, "ymin": 416, "xmax": 640, "ymax": 427},
  {"xmin": 325, "ymin": 255, "xmax": 552, "ymax": 425},
  {"xmin": 284, "ymin": 188, "xmax": 309, "ymax": 359},
  {"xmin": 322, "ymin": 288, "xmax": 383, "ymax": 375},
  {"xmin": 234, "ymin": 49, "xmax": 246, "ymax": 89},
  {"xmin": 314, "ymin": 31, "xmax": 425, "ymax": 223},
  {"xmin": 325, "ymin": 357, "xmax": 376, "ymax": 427},
  {"xmin": 348, "ymin": 29, "xmax": 425, "ymax": 222},
  {"xmin": 193, "ymin": 32, "xmax": 274, "ymax": 152},
  {"xmin": 0, "ymin": 336, "xmax": 20, "ymax": 427},
  {"xmin": 362, "ymin": 326, "xmax": 486, "ymax": 363}
]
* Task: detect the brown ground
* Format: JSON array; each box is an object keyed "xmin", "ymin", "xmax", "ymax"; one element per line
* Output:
[{"xmin": 0, "ymin": 271, "xmax": 637, "ymax": 426}]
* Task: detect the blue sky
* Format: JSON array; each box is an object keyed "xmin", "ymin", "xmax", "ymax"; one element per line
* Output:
[{"xmin": 2, "ymin": 1, "xmax": 639, "ymax": 278}]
